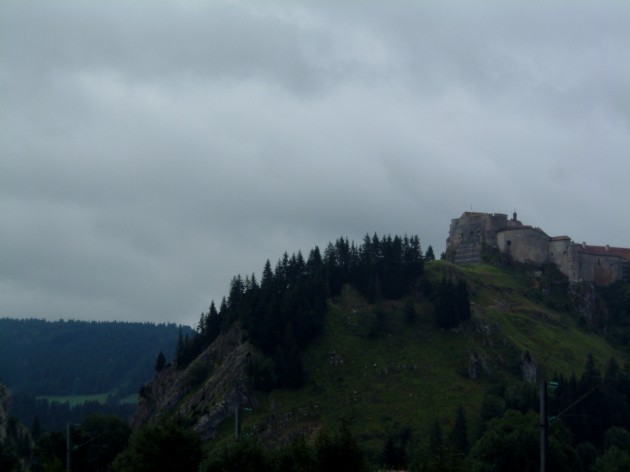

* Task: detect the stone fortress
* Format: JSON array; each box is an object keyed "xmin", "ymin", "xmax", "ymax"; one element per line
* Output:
[{"xmin": 447, "ymin": 211, "xmax": 630, "ymax": 285}]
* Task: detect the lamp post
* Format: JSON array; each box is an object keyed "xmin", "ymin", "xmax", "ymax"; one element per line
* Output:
[
  {"xmin": 66, "ymin": 423, "xmax": 72, "ymax": 472},
  {"xmin": 539, "ymin": 381, "xmax": 547, "ymax": 472},
  {"xmin": 235, "ymin": 404, "xmax": 253, "ymax": 440}
]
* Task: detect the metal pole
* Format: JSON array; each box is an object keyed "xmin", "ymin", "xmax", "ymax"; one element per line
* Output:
[
  {"xmin": 540, "ymin": 381, "xmax": 547, "ymax": 472},
  {"xmin": 235, "ymin": 405, "xmax": 241, "ymax": 440},
  {"xmin": 66, "ymin": 423, "xmax": 72, "ymax": 472}
]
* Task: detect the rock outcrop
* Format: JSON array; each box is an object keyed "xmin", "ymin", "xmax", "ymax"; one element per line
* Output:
[
  {"xmin": 133, "ymin": 325, "xmax": 255, "ymax": 440},
  {"xmin": 468, "ymin": 351, "xmax": 491, "ymax": 379},
  {"xmin": 520, "ymin": 351, "xmax": 539, "ymax": 384}
]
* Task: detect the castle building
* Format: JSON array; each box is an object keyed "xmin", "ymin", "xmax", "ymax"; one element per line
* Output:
[{"xmin": 446, "ymin": 211, "xmax": 630, "ymax": 285}]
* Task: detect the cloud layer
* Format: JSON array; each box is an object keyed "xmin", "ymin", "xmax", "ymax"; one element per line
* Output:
[{"xmin": 2, "ymin": 1, "xmax": 629, "ymax": 325}]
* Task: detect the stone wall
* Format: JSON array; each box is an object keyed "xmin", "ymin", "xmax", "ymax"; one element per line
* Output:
[
  {"xmin": 496, "ymin": 227, "xmax": 550, "ymax": 266},
  {"xmin": 448, "ymin": 212, "xmax": 508, "ymax": 248},
  {"xmin": 549, "ymin": 238, "xmax": 573, "ymax": 276},
  {"xmin": 447, "ymin": 211, "xmax": 630, "ymax": 286},
  {"xmin": 447, "ymin": 212, "xmax": 510, "ymax": 264},
  {"xmin": 576, "ymin": 252, "xmax": 625, "ymax": 286}
]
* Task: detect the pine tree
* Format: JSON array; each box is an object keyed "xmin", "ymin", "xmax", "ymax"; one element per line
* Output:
[
  {"xmin": 429, "ymin": 419, "xmax": 443, "ymax": 452},
  {"xmin": 261, "ymin": 260, "xmax": 274, "ymax": 291},
  {"xmin": 449, "ymin": 406, "xmax": 469, "ymax": 454},
  {"xmin": 31, "ymin": 416, "xmax": 42, "ymax": 441},
  {"xmin": 176, "ymin": 327, "xmax": 184, "ymax": 361},
  {"xmin": 155, "ymin": 351, "xmax": 166, "ymax": 372},
  {"xmin": 435, "ymin": 279, "xmax": 457, "ymax": 329},
  {"xmin": 425, "ymin": 245, "xmax": 435, "ymax": 261}
]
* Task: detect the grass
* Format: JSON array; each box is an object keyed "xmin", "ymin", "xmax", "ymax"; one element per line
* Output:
[
  {"xmin": 461, "ymin": 262, "xmax": 626, "ymax": 378},
  {"xmin": 220, "ymin": 261, "xmax": 628, "ymax": 452},
  {"xmin": 38, "ymin": 393, "xmax": 110, "ymax": 406},
  {"xmin": 240, "ymin": 290, "xmax": 490, "ymax": 451},
  {"xmin": 120, "ymin": 393, "xmax": 139, "ymax": 404},
  {"xmin": 37, "ymin": 392, "xmax": 139, "ymax": 406}
]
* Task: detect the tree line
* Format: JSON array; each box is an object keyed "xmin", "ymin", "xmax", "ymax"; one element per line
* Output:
[
  {"xmin": 19, "ymin": 357, "xmax": 630, "ymax": 472},
  {"xmin": 0, "ymin": 318, "xmax": 189, "ymax": 397},
  {"xmin": 10, "ymin": 393, "xmax": 136, "ymax": 436},
  {"xmin": 175, "ymin": 235, "xmax": 435, "ymax": 389}
]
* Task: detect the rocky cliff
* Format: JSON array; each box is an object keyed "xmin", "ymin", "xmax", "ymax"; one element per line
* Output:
[{"xmin": 133, "ymin": 325, "xmax": 256, "ymax": 440}]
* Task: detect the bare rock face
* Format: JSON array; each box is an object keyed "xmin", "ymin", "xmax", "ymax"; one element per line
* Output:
[
  {"xmin": 133, "ymin": 325, "xmax": 255, "ymax": 440},
  {"xmin": 520, "ymin": 351, "xmax": 539, "ymax": 384},
  {"xmin": 468, "ymin": 351, "xmax": 491, "ymax": 379},
  {"xmin": 571, "ymin": 282, "xmax": 607, "ymax": 329}
]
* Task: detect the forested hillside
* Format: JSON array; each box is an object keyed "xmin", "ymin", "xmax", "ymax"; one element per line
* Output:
[
  {"xmin": 0, "ymin": 319, "xmax": 192, "ymax": 434},
  {"xmin": 129, "ymin": 234, "xmax": 630, "ymax": 471},
  {"xmin": 14, "ymin": 234, "xmax": 630, "ymax": 471},
  {"xmin": 175, "ymin": 235, "xmax": 427, "ymax": 388},
  {"xmin": 0, "ymin": 319, "xmax": 189, "ymax": 396}
]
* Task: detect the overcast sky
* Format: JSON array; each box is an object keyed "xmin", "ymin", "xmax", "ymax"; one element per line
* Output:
[{"xmin": 1, "ymin": 1, "xmax": 629, "ymax": 326}]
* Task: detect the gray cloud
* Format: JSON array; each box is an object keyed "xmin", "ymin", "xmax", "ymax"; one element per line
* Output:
[{"xmin": 1, "ymin": 0, "xmax": 629, "ymax": 325}]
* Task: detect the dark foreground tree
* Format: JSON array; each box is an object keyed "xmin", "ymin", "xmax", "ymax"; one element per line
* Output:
[
  {"xmin": 468, "ymin": 410, "xmax": 578, "ymax": 472},
  {"xmin": 592, "ymin": 446, "xmax": 630, "ymax": 472},
  {"xmin": 315, "ymin": 423, "xmax": 370, "ymax": 472},
  {"xmin": 381, "ymin": 427, "xmax": 411, "ymax": 470},
  {"xmin": 200, "ymin": 426, "xmax": 367, "ymax": 472},
  {"xmin": 272, "ymin": 436, "xmax": 317, "ymax": 472},
  {"xmin": 111, "ymin": 421, "xmax": 202, "ymax": 472},
  {"xmin": 74, "ymin": 415, "xmax": 131, "ymax": 472},
  {"xmin": 201, "ymin": 439, "xmax": 273, "ymax": 472},
  {"xmin": 31, "ymin": 431, "xmax": 65, "ymax": 472},
  {"xmin": 449, "ymin": 406, "xmax": 469, "ymax": 454},
  {"xmin": 0, "ymin": 444, "xmax": 19, "ymax": 472},
  {"xmin": 32, "ymin": 415, "xmax": 131, "ymax": 472}
]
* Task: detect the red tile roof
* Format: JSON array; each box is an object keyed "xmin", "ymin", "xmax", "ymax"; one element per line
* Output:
[
  {"xmin": 498, "ymin": 225, "xmax": 534, "ymax": 231},
  {"xmin": 577, "ymin": 244, "xmax": 630, "ymax": 260}
]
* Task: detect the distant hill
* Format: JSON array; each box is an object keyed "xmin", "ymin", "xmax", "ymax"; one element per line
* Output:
[{"xmin": 0, "ymin": 318, "xmax": 191, "ymax": 397}]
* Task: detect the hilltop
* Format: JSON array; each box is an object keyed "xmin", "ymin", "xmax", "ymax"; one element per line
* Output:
[{"xmin": 133, "ymin": 246, "xmax": 630, "ymax": 468}]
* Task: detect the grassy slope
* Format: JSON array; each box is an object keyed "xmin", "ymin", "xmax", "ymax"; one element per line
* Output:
[
  {"xmin": 38, "ymin": 393, "xmax": 138, "ymax": 406},
  {"xmin": 225, "ymin": 261, "xmax": 628, "ymax": 450},
  {"xmin": 458, "ymin": 263, "xmax": 622, "ymax": 377}
]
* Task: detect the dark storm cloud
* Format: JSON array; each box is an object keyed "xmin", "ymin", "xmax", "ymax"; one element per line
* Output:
[{"xmin": 1, "ymin": 1, "xmax": 629, "ymax": 325}]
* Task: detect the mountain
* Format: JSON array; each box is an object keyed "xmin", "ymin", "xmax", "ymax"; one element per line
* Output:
[
  {"xmin": 133, "ymin": 258, "xmax": 630, "ymax": 456},
  {"xmin": 0, "ymin": 319, "xmax": 194, "ymax": 433},
  {"xmin": 0, "ymin": 319, "xmax": 190, "ymax": 398}
]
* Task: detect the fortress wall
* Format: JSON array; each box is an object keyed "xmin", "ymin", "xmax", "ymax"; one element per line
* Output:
[
  {"xmin": 447, "ymin": 211, "xmax": 630, "ymax": 285},
  {"xmin": 577, "ymin": 252, "xmax": 625, "ymax": 286},
  {"xmin": 496, "ymin": 227, "xmax": 549, "ymax": 265},
  {"xmin": 447, "ymin": 212, "xmax": 508, "ymax": 252},
  {"xmin": 549, "ymin": 238, "xmax": 574, "ymax": 277}
]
